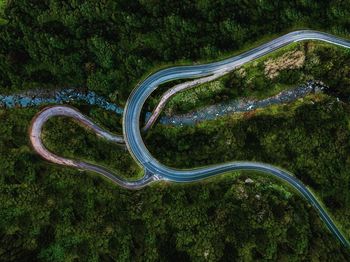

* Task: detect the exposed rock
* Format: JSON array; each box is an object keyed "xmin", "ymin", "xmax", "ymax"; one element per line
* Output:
[
  {"xmin": 245, "ymin": 178, "xmax": 254, "ymax": 184},
  {"xmin": 264, "ymin": 50, "xmax": 305, "ymax": 79},
  {"xmin": 157, "ymin": 80, "xmax": 322, "ymax": 126}
]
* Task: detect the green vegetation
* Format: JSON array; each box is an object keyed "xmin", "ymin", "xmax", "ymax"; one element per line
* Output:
[
  {"xmin": 0, "ymin": 0, "xmax": 6, "ymax": 24},
  {"xmin": 1, "ymin": 0, "xmax": 350, "ymax": 261},
  {"xmin": 1, "ymin": 1, "xmax": 350, "ymax": 103},
  {"xmin": 145, "ymin": 94, "xmax": 350, "ymax": 239},
  {"xmin": 43, "ymin": 106, "xmax": 142, "ymax": 180},
  {"xmin": 2, "ymin": 107, "xmax": 349, "ymax": 260},
  {"xmin": 160, "ymin": 41, "xmax": 350, "ymax": 115}
]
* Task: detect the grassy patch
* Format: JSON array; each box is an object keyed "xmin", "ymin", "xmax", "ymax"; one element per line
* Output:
[{"xmin": 159, "ymin": 40, "xmax": 350, "ymax": 116}]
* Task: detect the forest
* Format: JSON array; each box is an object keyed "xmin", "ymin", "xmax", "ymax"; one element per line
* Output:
[
  {"xmin": 1, "ymin": 106, "xmax": 349, "ymax": 261},
  {"xmin": 148, "ymin": 41, "xmax": 350, "ymax": 116},
  {"xmin": 145, "ymin": 94, "xmax": 350, "ymax": 242},
  {"xmin": 1, "ymin": 0, "xmax": 350, "ymax": 261},
  {"xmin": 1, "ymin": 0, "xmax": 350, "ymax": 104}
]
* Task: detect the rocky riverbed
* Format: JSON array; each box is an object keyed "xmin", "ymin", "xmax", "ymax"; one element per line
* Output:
[
  {"xmin": 1, "ymin": 80, "xmax": 326, "ymax": 127},
  {"xmin": 146, "ymin": 80, "xmax": 326, "ymax": 126},
  {"xmin": 0, "ymin": 89, "xmax": 123, "ymax": 114}
]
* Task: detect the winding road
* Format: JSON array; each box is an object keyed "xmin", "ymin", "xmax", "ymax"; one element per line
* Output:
[
  {"xmin": 30, "ymin": 30, "xmax": 350, "ymax": 247},
  {"xmin": 29, "ymin": 106, "xmax": 156, "ymax": 189}
]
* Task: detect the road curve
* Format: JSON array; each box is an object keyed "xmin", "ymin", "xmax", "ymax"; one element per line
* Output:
[
  {"xmin": 123, "ymin": 30, "xmax": 350, "ymax": 247},
  {"xmin": 28, "ymin": 30, "xmax": 350, "ymax": 247},
  {"xmin": 29, "ymin": 106, "xmax": 157, "ymax": 189},
  {"xmin": 143, "ymin": 69, "xmax": 229, "ymax": 131}
]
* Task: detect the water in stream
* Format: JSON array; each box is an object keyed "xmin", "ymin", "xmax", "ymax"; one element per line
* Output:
[
  {"xmin": 1, "ymin": 81, "xmax": 324, "ymax": 126},
  {"xmin": 0, "ymin": 89, "xmax": 123, "ymax": 114},
  {"xmin": 147, "ymin": 81, "xmax": 325, "ymax": 126}
]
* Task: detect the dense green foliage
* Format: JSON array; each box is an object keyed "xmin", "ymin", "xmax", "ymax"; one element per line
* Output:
[
  {"xmin": 1, "ymin": 0, "xmax": 350, "ymax": 260},
  {"xmin": 0, "ymin": 108, "xmax": 349, "ymax": 260},
  {"xmin": 1, "ymin": 0, "xmax": 350, "ymax": 103},
  {"xmin": 157, "ymin": 41, "xmax": 350, "ymax": 115},
  {"xmin": 0, "ymin": 108, "xmax": 346, "ymax": 260},
  {"xmin": 0, "ymin": 0, "xmax": 6, "ymax": 24},
  {"xmin": 1, "ymin": 105, "xmax": 349, "ymax": 260},
  {"xmin": 145, "ymin": 95, "xmax": 350, "ymax": 238},
  {"xmin": 43, "ymin": 105, "xmax": 141, "ymax": 179}
]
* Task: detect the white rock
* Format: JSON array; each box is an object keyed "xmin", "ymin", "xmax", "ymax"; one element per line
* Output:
[{"xmin": 245, "ymin": 178, "xmax": 254, "ymax": 184}]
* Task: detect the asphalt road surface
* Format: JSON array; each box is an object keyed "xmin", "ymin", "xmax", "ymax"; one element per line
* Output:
[
  {"xmin": 30, "ymin": 30, "xmax": 350, "ymax": 247},
  {"xmin": 123, "ymin": 30, "xmax": 350, "ymax": 247},
  {"xmin": 29, "ymin": 106, "xmax": 157, "ymax": 189}
]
